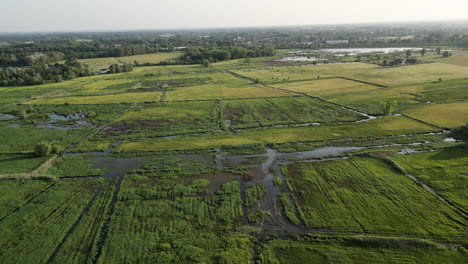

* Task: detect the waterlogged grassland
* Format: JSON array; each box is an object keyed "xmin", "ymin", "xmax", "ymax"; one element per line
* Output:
[
  {"xmin": 391, "ymin": 148, "xmax": 468, "ymax": 211},
  {"xmin": 223, "ymin": 96, "xmax": 363, "ymax": 129},
  {"xmin": 259, "ymin": 239, "xmax": 468, "ymax": 264},
  {"xmin": 402, "ymin": 101, "xmax": 468, "ymax": 128},
  {"xmin": 117, "ymin": 116, "xmax": 436, "ymax": 152},
  {"xmin": 98, "ymin": 173, "xmax": 252, "ymax": 263},
  {"xmin": 282, "ymin": 158, "xmax": 466, "ymax": 238},
  {"xmin": 2, "ymin": 103, "xmax": 130, "ymax": 127},
  {"xmin": 45, "ymin": 155, "xmax": 107, "ymax": 177},
  {"xmin": 234, "ymin": 62, "xmax": 468, "ymax": 86},
  {"xmin": 0, "ymin": 154, "xmax": 49, "ymax": 174}
]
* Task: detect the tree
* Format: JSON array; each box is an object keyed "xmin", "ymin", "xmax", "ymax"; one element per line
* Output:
[
  {"xmin": 380, "ymin": 100, "xmax": 398, "ymax": 115},
  {"xmin": 442, "ymin": 51, "xmax": 451, "ymax": 57},
  {"xmin": 34, "ymin": 142, "xmax": 52, "ymax": 156},
  {"xmin": 201, "ymin": 59, "xmax": 211, "ymax": 67},
  {"xmin": 405, "ymin": 50, "xmax": 412, "ymax": 58},
  {"xmin": 420, "ymin": 48, "xmax": 427, "ymax": 56},
  {"xmin": 436, "ymin": 47, "xmax": 441, "ymax": 55},
  {"xmin": 448, "ymin": 125, "xmax": 468, "ymax": 143}
]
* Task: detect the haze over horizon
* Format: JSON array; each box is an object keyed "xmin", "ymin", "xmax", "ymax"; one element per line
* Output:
[{"xmin": 2, "ymin": 0, "xmax": 468, "ymax": 33}]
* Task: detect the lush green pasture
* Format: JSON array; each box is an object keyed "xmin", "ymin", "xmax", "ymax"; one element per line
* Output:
[
  {"xmin": 402, "ymin": 101, "xmax": 468, "ymax": 128},
  {"xmin": 234, "ymin": 62, "xmax": 468, "ymax": 86},
  {"xmin": 429, "ymin": 50, "xmax": 468, "ymax": 67},
  {"xmin": 273, "ymin": 78, "xmax": 377, "ymax": 95},
  {"xmin": 271, "ymin": 78, "xmax": 421, "ymax": 114},
  {"xmin": 0, "ymin": 179, "xmax": 51, "ymax": 219},
  {"xmin": 77, "ymin": 52, "xmax": 181, "ymax": 71},
  {"xmin": 0, "ymin": 179, "xmax": 103, "ymax": 263},
  {"xmin": 0, "ymin": 154, "xmax": 49, "ymax": 174},
  {"xmin": 281, "ymin": 157, "xmax": 466, "ymax": 238},
  {"xmin": 64, "ymin": 78, "xmax": 137, "ymax": 95},
  {"xmin": 232, "ymin": 64, "xmax": 338, "ymax": 84},
  {"xmin": 0, "ymin": 79, "xmax": 92, "ymax": 103},
  {"xmin": 166, "ymin": 83, "xmax": 291, "ymax": 101},
  {"xmin": 0, "ymin": 126, "xmax": 92, "ymax": 153},
  {"xmin": 100, "ymin": 101, "xmax": 219, "ymax": 138},
  {"xmin": 117, "ymin": 116, "xmax": 436, "ymax": 152},
  {"xmin": 391, "ymin": 148, "xmax": 468, "ymax": 211},
  {"xmin": 259, "ymin": 239, "xmax": 468, "ymax": 264},
  {"xmin": 26, "ymin": 91, "xmax": 163, "ymax": 104},
  {"xmin": 117, "ymin": 52, "xmax": 182, "ymax": 64},
  {"xmin": 223, "ymin": 96, "xmax": 363, "ymax": 129},
  {"xmin": 164, "ymin": 72, "xmax": 292, "ymax": 101}
]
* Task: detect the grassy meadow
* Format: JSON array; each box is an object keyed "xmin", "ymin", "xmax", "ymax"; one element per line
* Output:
[{"xmin": 1, "ymin": 49, "xmax": 467, "ymax": 263}]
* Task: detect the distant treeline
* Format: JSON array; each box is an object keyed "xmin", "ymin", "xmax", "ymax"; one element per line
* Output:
[
  {"xmin": 0, "ymin": 61, "xmax": 133, "ymax": 86},
  {"xmin": 181, "ymin": 45, "xmax": 275, "ymax": 64}
]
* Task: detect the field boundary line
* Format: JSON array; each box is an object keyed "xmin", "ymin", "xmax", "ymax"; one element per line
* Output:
[
  {"xmin": 337, "ymin": 76, "xmax": 388, "ymax": 88},
  {"xmin": 0, "ymin": 155, "xmax": 58, "ymax": 179},
  {"xmin": 399, "ymin": 114, "xmax": 445, "ymax": 130}
]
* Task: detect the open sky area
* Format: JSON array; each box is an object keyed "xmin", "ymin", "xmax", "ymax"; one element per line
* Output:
[{"xmin": 1, "ymin": 0, "xmax": 468, "ymax": 32}]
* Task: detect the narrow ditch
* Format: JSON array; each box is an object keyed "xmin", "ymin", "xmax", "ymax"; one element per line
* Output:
[
  {"xmin": 236, "ymin": 175, "xmax": 249, "ymax": 225},
  {"xmin": 93, "ymin": 177, "xmax": 122, "ymax": 264}
]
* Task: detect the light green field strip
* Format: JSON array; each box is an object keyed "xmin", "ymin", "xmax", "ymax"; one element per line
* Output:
[
  {"xmin": 25, "ymin": 91, "xmax": 162, "ymax": 104},
  {"xmin": 402, "ymin": 101, "xmax": 468, "ymax": 128},
  {"xmin": 116, "ymin": 116, "xmax": 437, "ymax": 152}
]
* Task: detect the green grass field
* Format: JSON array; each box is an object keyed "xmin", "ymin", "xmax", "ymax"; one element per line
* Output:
[
  {"xmin": 259, "ymin": 239, "xmax": 468, "ymax": 264},
  {"xmin": 223, "ymin": 96, "xmax": 363, "ymax": 128},
  {"xmin": 0, "ymin": 154, "xmax": 49, "ymax": 174},
  {"xmin": 77, "ymin": 52, "xmax": 182, "ymax": 70},
  {"xmin": 1, "ymin": 49, "xmax": 467, "ymax": 263},
  {"xmin": 234, "ymin": 62, "xmax": 468, "ymax": 86},
  {"xmin": 391, "ymin": 148, "xmax": 468, "ymax": 211},
  {"xmin": 117, "ymin": 116, "xmax": 436, "ymax": 152},
  {"xmin": 281, "ymin": 157, "xmax": 466, "ymax": 238},
  {"xmin": 101, "ymin": 101, "xmax": 219, "ymax": 138},
  {"xmin": 402, "ymin": 101, "xmax": 468, "ymax": 128}
]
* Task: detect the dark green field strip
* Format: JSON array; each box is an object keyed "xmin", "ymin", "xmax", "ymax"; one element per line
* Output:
[
  {"xmin": 50, "ymin": 180, "xmax": 115, "ymax": 264},
  {"xmin": 260, "ymin": 238, "xmax": 468, "ymax": 264},
  {"xmin": 281, "ymin": 157, "xmax": 467, "ymax": 241},
  {"xmin": 0, "ymin": 180, "xmax": 55, "ymax": 222},
  {"xmin": 0, "ymin": 179, "xmax": 101, "ymax": 263}
]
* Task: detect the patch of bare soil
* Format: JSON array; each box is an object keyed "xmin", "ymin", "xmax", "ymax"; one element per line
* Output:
[
  {"xmin": 244, "ymin": 168, "xmax": 266, "ymax": 182},
  {"xmin": 195, "ymin": 171, "xmax": 236, "ymax": 192}
]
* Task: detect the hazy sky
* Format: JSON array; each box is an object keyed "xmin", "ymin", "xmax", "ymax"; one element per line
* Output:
[{"xmin": 2, "ymin": 0, "xmax": 468, "ymax": 32}]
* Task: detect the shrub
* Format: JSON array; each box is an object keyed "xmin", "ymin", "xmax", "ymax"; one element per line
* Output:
[{"xmin": 34, "ymin": 142, "xmax": 52, "ymax": 156}]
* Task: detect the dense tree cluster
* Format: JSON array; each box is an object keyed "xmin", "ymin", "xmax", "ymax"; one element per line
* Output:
[
  {"xmin": 181, "ymin": 45, "xmax": 275, "ymax": 64},
  {"xmin": 0, "ymin": 60, "xmax": 92, "ymax": 86},
  {"xmin": 108, "ymin": 63, "xmax": 134, "ymax": 73}
]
